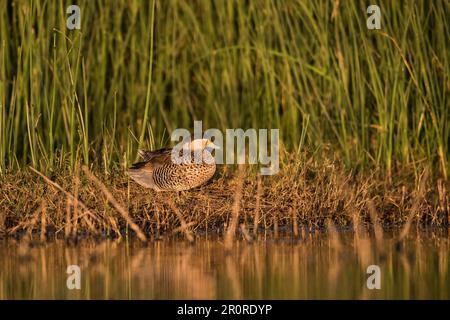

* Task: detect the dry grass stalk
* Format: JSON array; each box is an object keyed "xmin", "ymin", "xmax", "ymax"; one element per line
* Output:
[
  {"xmin": 328, "ymin": 220, "xmax": 342, "ymax": 252},
  {"xmin": 368, "ymin": 200, "xmax": 383, "ymax": 248},
  {"xmin": 399, "ymin": 168, "xmax": 429, "ymax": 241},
  {"xmin": 72, "ymin": 166, "xmax": 80, "ymax": 238},
  {"xmin": 82, "ymin": 166, "xmax": 147, "ymax": 242},
  {"xmin": 0, "ymin": 211, "xmax": 5, "ymax": 237},
  {"xmin": 40, "ymin": 201, "xmax": 47, "ymax": 242},
  {"xmin": 26, "ymin": 208, "xmax": 40, "ymax": 239},
  {"xmin": 291, "ymin": 207, "xmax": 299, "ymax": 237},
  {"xmin": 240, "ymin": 223, "xmax": 252, "ymax": 243},
  {"xmin": 167, "ymin": 200, "xmax": 194, "ymax": 242},
  {"xmin": 437, "ymin": 179, "xmax": 449, "ymax": 224},
  {"xmin": 65, "ymin": 198, "xmax": 72, "ymax": 239},
  {"xmin": 7, "ymin": 203, "xmax": 43, "ymax": 237},
  {"xmin": 331, "ymin": 0, "xmax": 340, "ymax": 20},
  {"xmin": 348, "ymin": 205, "xmax": 371, "ymax": 266},
  {"xmin": 29, "ymin": 166, "xmax": 96, "ymax": 222},
  {"xmin": 273, "ymin": 217, "xmax": 279, "ymax": 238},
  {"xmin": 252, "ymin": 175, "xmax": 262, "ymax": 237},
  {"xmin": 2, "ymin": 160, "xmax": 442, "ymax": 241},
  {"xmin": 81, "ymin": 214, "xmax": 98, "ymax": 235},
  {"xmin": 224, "ymin": 165, "xmax": 245, "ymax": 251}
]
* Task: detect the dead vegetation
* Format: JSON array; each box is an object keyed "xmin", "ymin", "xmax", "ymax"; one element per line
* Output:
[{"xmin": 0, "ymin": 156, "xmax": 448, "ymax": 242}]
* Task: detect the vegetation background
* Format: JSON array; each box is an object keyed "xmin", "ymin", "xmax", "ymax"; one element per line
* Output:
[
  {"xmin": 1, "ymin": 2, "xmax": 449, "ymax": 300},
  {"xmin": 0, "ymin": 0, "xmax": 448, "ymax": 179}
]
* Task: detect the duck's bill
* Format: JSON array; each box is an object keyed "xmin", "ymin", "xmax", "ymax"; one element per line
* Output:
[
  {"xmin": 206, "ymin": 141, "xmax": 220, "ymax": 150},
  {"xmin": 207, "ymin": 141, "xmax": 220, "ymax": 149}
]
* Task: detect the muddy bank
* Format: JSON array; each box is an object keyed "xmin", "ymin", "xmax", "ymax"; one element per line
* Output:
[{"xmin": 0, "ymin": 158, "xmax": 449, "ymax": 241}]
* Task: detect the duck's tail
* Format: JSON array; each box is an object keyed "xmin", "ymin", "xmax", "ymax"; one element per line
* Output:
[{"xmin": 127, "ymin": 164, "xmax": 155, "ymax": 189}]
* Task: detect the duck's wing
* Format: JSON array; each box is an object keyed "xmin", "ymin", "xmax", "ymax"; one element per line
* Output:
[
  {"xmin": 127, "ymin": 163, "xmax": 155, "ymax": 188},
  {"xmin": 130, "ymin": 148, "xmax": 172, "ymax": 171},
  {"xmin": 128, "ymin": 148, "xmax": 172, "ymax": 189},
  {"xmin": 138, "ymin": 148, "xmax": 172, "ymax": 162}
]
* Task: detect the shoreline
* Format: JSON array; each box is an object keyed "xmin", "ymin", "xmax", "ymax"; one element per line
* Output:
[{"xmin": 1, "ymin": 159, "xmax": 448, "ymax": 242}]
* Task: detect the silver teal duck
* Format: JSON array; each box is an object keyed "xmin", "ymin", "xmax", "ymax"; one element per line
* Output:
[{"xmin": 128, "ymin": 138, "xmax": 219, "ymax": 191}]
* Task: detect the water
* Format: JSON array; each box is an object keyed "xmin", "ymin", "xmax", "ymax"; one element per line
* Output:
[{"xmin": 0, "ymin": 231, "xmax": 449, "ymax": 299}]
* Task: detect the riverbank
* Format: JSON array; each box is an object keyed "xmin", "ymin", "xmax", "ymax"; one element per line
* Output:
[{"xmin": 1, "ymin": 156, "xmax": 448, "ymax": 242}]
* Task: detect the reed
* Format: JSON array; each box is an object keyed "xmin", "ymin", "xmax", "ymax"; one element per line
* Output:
[{"xmin": 0, "ymin": 0, "xmax": 448, "ymax": 180}]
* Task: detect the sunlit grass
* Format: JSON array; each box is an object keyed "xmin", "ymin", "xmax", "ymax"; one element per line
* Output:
[{"xmin": 0, "ymin": 0, "xmax": 448, "ymax": 179}]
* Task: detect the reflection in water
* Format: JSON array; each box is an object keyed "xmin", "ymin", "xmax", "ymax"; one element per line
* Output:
[{"xmin": 0, "ymin": 231, "xmax": 448, "ymax": 299}]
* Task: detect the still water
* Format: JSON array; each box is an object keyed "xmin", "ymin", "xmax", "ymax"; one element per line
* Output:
[{"xmin": 0, "ymin": 231, "xmax": 449, "ymax": 299}]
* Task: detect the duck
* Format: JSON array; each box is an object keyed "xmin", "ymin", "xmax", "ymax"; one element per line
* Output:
[{"xmin": 127, "ymin": 138, "xmax": 219, "ymax": 191}]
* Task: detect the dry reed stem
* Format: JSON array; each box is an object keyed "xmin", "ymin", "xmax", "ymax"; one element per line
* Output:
[
  {"xmin": 167, "ymin": 200, "xmax": 194, "ymax": 242},
  {"xmin": 225, "ymin": 165, "xmax": 245, "ymax": 251},
  {"xmin": 27, "ymin": 209, "xmax": 40, "ymax": 238},
  {"xmin": 437, "ymin": 179, "xmax": 449, "ymax": 224},
  {"xmin": 82, "ymin": 166, "xmax": 147, "ymax": 242},
  {"xmin": 80, "ymin": 212, "xmax": 98, "ymax": 235},
  {"xmin": 65, "ymin": 197, "xmax": 72, "ymax": 239},
  {"xmin": 253, "ymin": 175, "xmax": 262, "ymax": 236},
  {"xmin": 331, "ymin": 0, "xmax": 340, "ymax": 20},
  {"xmin": 40, "ymin": 201, "xmax": 47, "ymax": 242},
  {"xmin": 399, "ymin": 168, "xmax": 429, "ymax": 241},
  {"xmin": 0, "ymin": 210, "xmax": 5, "ymax": 236},
  {"xmin": 327, "ymin": 220, "xmax": 342, "ymax": 252},
  {"xmin": 240, "ymin": 223, "xmax": 253, "ymax": 243},
  {"xmin": 291, "ymin": 207, "xmax": 299, "ymax": 237},
  {"xmin": 7, "ymin": 160, "xmax": 444, "ymax": 241},
  {"xmin": 107, "ymin": 215, "xmax": 122, "ymax": 239},
  {"xmin": 8, "ymin": 205, "xmax": 42, "ymax": 235},
  {"xmin": 273, "ymin": 217, "xmax": 279, "ymax": 238},
  {"xmin": 72, "ymin": 166, "xmax": 80, "ymax": 239},
  {"xmin": 368, "ymin": 200, "xmax": 383, "ymax": 248},
  {"xmin": 52, "ymin": 199, "xmax": 98, "ymax": 236},
  {"xmin": 29, "ymin": 166, "xmax": 96, "ymax": 223}
]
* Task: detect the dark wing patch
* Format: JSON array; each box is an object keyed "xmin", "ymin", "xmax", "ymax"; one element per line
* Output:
[
  {"xmin": 138, "ymin": 148, "xmax": 172, "ymax": 161},
  {"xmin": 130, "ymin": 148, "xmax": 172, "ymax": 172},
  {"xmin": 129, "ymin": 161, "xmax": 149, "ymax": 170}
]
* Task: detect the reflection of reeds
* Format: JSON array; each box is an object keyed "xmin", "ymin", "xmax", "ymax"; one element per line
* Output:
[
  {"xmin": 368, "ymin": 200, "xmax": 383, "ymax": 248},
  {"xmin": 0, "ymin": 233, "xmax": 449, "ymax": 299},
  {"xmin": 225, "ymin": 254, "xmax": 242, "ymax": 299},
  {"xmin": 224, "ymin": 165, "xmax": 245, "ymax": 251},
  {"xmin": 327, "ymin": 221, "xmax": 342, "ymax": 296}
]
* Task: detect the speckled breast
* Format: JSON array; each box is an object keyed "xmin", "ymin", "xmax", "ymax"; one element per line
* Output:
[{"xmin": 152, "ymin": 152, "xmax": 216, "ymax": 191}]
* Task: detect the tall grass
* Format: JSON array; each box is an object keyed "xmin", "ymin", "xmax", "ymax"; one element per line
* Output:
[{"xmin": 0, "ymin": 0, "xmax": 448, "ymax": 178}]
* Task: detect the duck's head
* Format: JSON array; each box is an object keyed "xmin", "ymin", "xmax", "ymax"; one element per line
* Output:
[{"xmin": 183, "ymin": 138, "xmax": 220, "ymax": 151}]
